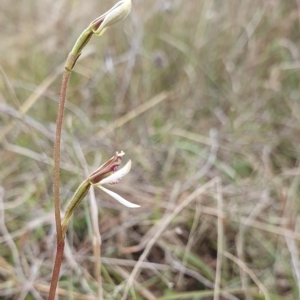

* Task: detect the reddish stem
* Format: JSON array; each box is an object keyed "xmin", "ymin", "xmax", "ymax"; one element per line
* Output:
[
  {"xmin": 48, "ymin": 242, "xmax": 65, "ymax": 300},
  {"xmin": 48, "ymin": 65, "xmax": 71, "ymax": 300},
  {"xmin": 53, "ymin": 68, "xmax": 71, "ymax": 243}
]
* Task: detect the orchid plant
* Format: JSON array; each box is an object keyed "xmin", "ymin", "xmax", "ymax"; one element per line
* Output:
[{"xmin": 48, "ymin": 1, "xmax": 135, "ymax": 299}]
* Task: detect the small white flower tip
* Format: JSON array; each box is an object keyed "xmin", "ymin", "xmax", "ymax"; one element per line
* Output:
[
  {"xmin": 116, "ymin": 150, "xmax": 125, "ymax": 157},
  {"xmin": 93, "ymin": 0, "xmax": 132, "ymax": 36},
  {"xmin": 99, "ymin": 186, "xmax": 140, "ymax": 208},
  {"xmin": 99, "ymin": 160, "xmax": 131, "ymax": 185}
]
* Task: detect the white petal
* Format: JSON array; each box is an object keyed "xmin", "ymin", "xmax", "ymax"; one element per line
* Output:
[
  {"xmin": 98, "ymin": 186, "xmax": 140, "ymax": 208},
  {"xmin": 99, "ymin": 160, "xmax": 132, "ymax": 185}
]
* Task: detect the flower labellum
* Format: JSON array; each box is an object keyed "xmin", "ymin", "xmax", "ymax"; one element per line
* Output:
[{"xmin": 89, "ymin": 151, "xmax": 140, "ymax": 208}]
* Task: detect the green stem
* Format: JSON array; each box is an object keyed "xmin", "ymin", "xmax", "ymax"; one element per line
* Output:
[
  {"xmin": 66, "ymin": 21, "xmax": 101, "ymax": 71},
  {"xmin": 61, "ymin": 179, "xmax": 91, "ymax": 237}
]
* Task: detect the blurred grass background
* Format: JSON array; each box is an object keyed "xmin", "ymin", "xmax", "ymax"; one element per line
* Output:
[{"xmin": 1, "ymin": 0, "xmax": 300, "ymax": 299}]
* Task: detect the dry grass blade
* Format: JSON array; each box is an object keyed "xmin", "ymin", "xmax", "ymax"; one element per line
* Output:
[
  {"xmin": 89, "ymin": 185, "xmax": 103, "ymax": 299},
  {"xmin": 0, "ymin": 66, "xmax": 62, "ymax": 142},
  {"xmin": 213, "ymin": 178, "xmax": 224, "ymax": 300},
  {"xmin": 113, "ymin": 265, "xmax": 156, "ymax": 300},
  {"xmin": 95, "ymin": 91, "xmax": 170, "ymax": 138},
  {"xmin": 121, "ymin": 179, "xmax": 218, "ymax": 300},
  {"xmin": 224, "ymin": 252, "xmax": 271, "ymax": 300}
]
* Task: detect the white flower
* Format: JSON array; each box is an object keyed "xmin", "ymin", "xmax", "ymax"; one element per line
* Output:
[
  {"xmin": 89, "ymin": 155, "xmax": 139, "ymax": 208},
  {"xmin": 92, "ymin": 0, "xmax": 132, "ymax": 36}
]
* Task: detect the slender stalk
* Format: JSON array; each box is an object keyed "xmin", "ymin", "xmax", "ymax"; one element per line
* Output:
[
  {"xmin": 49, "ymin": 52, "xmax": 79, "ymax": 300},
  {"xmin": 53, "ymin": 69, "xmax": 71, "ymax": 243},
  {"xmin": 48, "ymin": 50, "xmax": 92, "ymax": 300},
  {"xmin": 48, "ymin": 67, "xmax": 71, "ymax": 300},
  {"xmin": 48, "ymin": 242, "xmax": 65, "ymax": 300}
]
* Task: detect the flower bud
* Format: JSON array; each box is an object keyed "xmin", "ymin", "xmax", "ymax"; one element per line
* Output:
[{"xmin": 91, "ymin": 0, "xmax": 132, "ymax": 36}]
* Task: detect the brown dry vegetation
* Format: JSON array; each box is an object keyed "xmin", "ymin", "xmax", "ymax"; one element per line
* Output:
[{"xmin": 1, "ymin": 0, "xmax": 300, "ymax": 299}]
